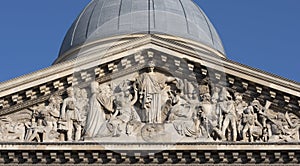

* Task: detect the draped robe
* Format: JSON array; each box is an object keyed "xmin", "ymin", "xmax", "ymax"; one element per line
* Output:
[
  {"xmin": 85, "ymin": 93, "xmax": 114, "ymax": 138},
  {"xmin": 137, "ymin": 72, "xmax": 166, "ymax": 124}
]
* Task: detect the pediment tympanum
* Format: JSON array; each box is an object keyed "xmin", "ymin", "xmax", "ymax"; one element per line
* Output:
[{"xmin": 1, "ymin": 49, "xmax": 299, "ymax": 144}]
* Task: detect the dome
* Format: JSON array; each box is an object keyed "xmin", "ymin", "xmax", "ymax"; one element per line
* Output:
[{"xmin": 55, "ymin": 0, "xmax": 225, "ymax": 64}]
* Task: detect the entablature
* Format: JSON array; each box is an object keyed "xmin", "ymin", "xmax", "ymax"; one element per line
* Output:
[{"xmin": 0, "ymin": 36, "xmax": 299, "ymax": 147}]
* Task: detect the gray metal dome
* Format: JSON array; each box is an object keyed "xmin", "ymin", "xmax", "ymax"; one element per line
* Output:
[{"xmin": 56, "ymin": 0, "xmax": 225, "ymax": 63}]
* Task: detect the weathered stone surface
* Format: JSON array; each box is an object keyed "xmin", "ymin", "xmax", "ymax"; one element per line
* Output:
[
  {"xmin": 0, "ymin": 49, "xmax": 300, "ymax": 145},
  {"xmin": 0, "ymin": 22, "xmax": 299, "ymax": 165}
]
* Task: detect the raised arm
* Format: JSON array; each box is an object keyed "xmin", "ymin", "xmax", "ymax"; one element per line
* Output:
[
  {"xmin": 61, "ymin": 98, "xmax": 70, "ymax": 120},
  {"xmin": 131, "ymin": 84, "xmax": 138, "ymax": 106}
]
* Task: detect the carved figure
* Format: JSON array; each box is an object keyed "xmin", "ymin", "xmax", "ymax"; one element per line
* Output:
[
  {"xmin": 268, "ymin": 111, "xmax": 300, "ymax": 142},
  {"xmin": 170, "ymin": 91, "xmax": 200, "ymax": 138},
  {"xmin": 141, "ymin": 124, "xmax": 167, "ymax": 142},
  {"xmin": 199, "ymin": 92, "xmax": 221, "ymax": 139},
  {"xmin": 211, "ymin": 86, "xmax": 224, "ymax": 134},
  {"xmin": 234, "ymin": 93, "xmax": 248, "ymax": 138},
  {"xmin": 25, "ymin": 96, "xmax": 61, "ymax": 142},
  {"xmin": 8, "ymin": 122, "xmax": 26, "ymax": 141},
  {"xmin": 136, "ymin": 61, "xmax": 177, "ymax": 123},
  {"xmin": 75, "ymin": 88, "xmax": 89, "ymax": 128},
  {"xmin": 219, "ymin": 88, "xmax": 237, "ymax": 141},
  {"xmin": 0, "ymin": 120, "xmax": 26, "ymax": 141},
  {"xmin": 85, "ymin": 82, "xmax": 106, "ymax": 138},
  {"xmin": 25, "ymin": 118, "xmax": 44, "ymax": 142},
  {"xmin": 255, "ymin": 100, "xmax": 275, "ymax": 140},
  {"xmin": 211, "ymin": 86, "xmax": 220, "ymax": 104},
  {"xmin": 85, "ymin": 82, "xmax": 115, "ymax": 138},
  {"xmin": 0, "ymin": 110, "xmax": 32, "ymax": 142},
  {"xmin": 242, "ymin": 104, "xmax": 263, "ymax": 142},
  {"xmin": 106, "ymin": 81, "xmax": 140, "ymax": 137},
  {"xmin": 60, "ymin": 88, "xmax": 82, "ymax": 141},
  {"xmin": 42, "ymin": 95, "xmax": 61, "ymax": 141}
]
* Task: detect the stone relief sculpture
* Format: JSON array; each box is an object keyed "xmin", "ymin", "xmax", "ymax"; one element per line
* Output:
[
  {"xmin": 219, "ymin": 87, "xmax": 238, "ymax": 141},
  {"xmin": 108, "ymin": 80, "xmax": 140, "ymax": 137},
  {"xmin": 135, "ymin": 61, "xmax": 179, "ymax": 124},
  {"xmin": 23, "ymin": 95, "xmax": 61, "ymax": 142},
  {"xmin": 84, "ymin": 81, "xmax": 106, "ymax": 138},
  {"xmin": 199, "ymin": 91, "xmax": 221, "ymax": 140},
  {"xmin": 60, "ymin": 88, "xmax": 83, "ymax": 141},
  {"xmin": 242, "ymin": 101, "xmax": 263, "ymax": 142},
  {"xmin": 75, "ymin": 88, "xmax": 89, "ymax": 130},
  {"xmin": 25, "ymin": 117, "xmax": 44, "ymax": 142},
  {"xmin": 0, "ymin": 67, "xmax": 299, "ymax": 143},
  {"xmin": 1, "ymin": 109, "xmax": 33, "ymax": 142},
  {"xmin": 0, "ymin": 117, "xmax": 26, "ymax": 141},
  {"xmin": 94, "ymin": 80, "xmax": 141, "ymax": 138},
  {"xmin": 169, "ymin": 88, "xmax": 200, "ymax": 138},
  {"xmin": 85, "ymin": 82, "xmax": 115, "ymax": 138},
  {"xmin": 234, "ymin": 92, "xmax": 248, "ymax": 139}
]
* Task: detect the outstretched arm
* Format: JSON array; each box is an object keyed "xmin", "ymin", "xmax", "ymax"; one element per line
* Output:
[{"xmin": 166, "ymin": 76, "xmax": 176, "ymax": 83}]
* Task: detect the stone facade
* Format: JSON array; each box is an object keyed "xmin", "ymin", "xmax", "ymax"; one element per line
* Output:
[
  {"xmin": 1, "ymin": 0, "xmax": 300, "ymax": 164},
  {"xmin": 0, "ymin": 36, "xmax": 300, "ymax": 164}
]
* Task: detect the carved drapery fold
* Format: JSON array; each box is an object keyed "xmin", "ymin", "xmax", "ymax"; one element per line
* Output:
[{"xmin": 1, "ymin": 62, "xmax": 299, "ymax": 144}]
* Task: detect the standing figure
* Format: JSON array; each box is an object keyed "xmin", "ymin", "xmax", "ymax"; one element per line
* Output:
[
  {"xmin": 211, "ymin": 86, "xmax": 223, "ymax": 133},
  {"xmin": 234, "ymin": 93, "xmax": 248, "ymax": 138},
  {"xmin": 242, "ymin": 105, "xmax": 263, "ymax": 142},
  {"xmin": 42, "ymin": 95, "xmax": 61, "ymax": 141},
  {"xmin": 75, "ymin": 88, "xmax": 89, "ymax": 129},
  {"xmin": 85, "ymin": 82, "xmax": 115, "ymax": 138},
  {"xmin": 219, "ymin": 88, "xmax": 237, "ymax": 141},
  {"xmin": 199, "ymin": 92, "xmax": 221, "ymax": 139},
  {"xmin": 136, "ymin": 61, "xmax": 177, "ymax": 124},
  {"xmin": 60, "ymin": 88, "xmax": 82, "ymax": 141},
  {"xmin": 25, "ymin": 96, "xmax": 61, "ymax": 142},
  {"xmin": 25, "ymin": 118, "xmax": 45, "ymax": 142}
]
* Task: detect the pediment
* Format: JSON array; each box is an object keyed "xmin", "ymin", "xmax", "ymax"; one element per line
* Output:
[{"xmin": 0, "ymin": 36, "xmax": 300, "ymax": 145}]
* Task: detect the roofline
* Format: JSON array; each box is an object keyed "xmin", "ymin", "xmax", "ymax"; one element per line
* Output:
[
  {"xmin": 54, "ymin": 33, "xmax": 227, "ymax": 64},
  {"xmin": 0, "ymin": 35, "xmax": 299, "ymax": 99}
]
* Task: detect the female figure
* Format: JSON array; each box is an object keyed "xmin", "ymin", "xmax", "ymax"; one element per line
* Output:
[{"xmin": 85, "ymin": 82, "xmax": 115, "ymax": 138}]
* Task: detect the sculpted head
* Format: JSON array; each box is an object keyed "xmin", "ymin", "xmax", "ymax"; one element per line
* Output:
[
  {"xmin": 99, "ymin": 84, "xmax": 112, "ymax": 95},
  {"xmin": 220, "ymin": 87, "xmax": 232, "ymax": 101},
  {"xmin": 49, "ymin": 95, "xmax": 56, "ymax": 103},
  {"xmin": 188, "ymin": 91, "xmax": 198, "ymax": 100},
  {"xmin": 202, "ymin": 93, "xmax": 211, "ymax": 102},
  {"xmin": 251, "ymin": 99, "xmax": 263, "ymax": 111},
  {"xmin": 66, "ymin": 88, "xmax": 74, "ymax": 97},
  {"xmin": 148, "ymin": 61, "xmax": 155, "ymax": 73},
  {"xmin": 234, "ymin": 92, "xmax": 243, "ymax": 102},
  {"xmin": 90, "ymin": 81, "xmax": 99, "ymax": 94},
  {"xmin": 119, "ymin": 80, "xmax": 131, "ymax": 96}
]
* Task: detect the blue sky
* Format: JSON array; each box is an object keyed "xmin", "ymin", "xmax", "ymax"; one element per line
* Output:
[{"xmin": 0, "ymin": 0, "xmax": 299, "ymax": 83}]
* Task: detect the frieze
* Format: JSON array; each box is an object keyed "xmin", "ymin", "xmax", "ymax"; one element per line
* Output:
[
  {"xmin": 0, "ymin": 90, "xmax": 65, "ymax": 116},
  {"xmin": 0, "ymin": 58, "xmax": 299, "ymax": 144},
  {"xmin": 1, "ymin": 49, "xmax": 299, "ymax": 116}
]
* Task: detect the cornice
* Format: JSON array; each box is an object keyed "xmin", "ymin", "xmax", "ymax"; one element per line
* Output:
[
  {"xmin": 0, "ymin": 34, "xmax": 299, "ymax": 107},
  {"xmin": 1, "ymin": 142, "xmax": 300, "ymax": 151},
  {"xmin": 0, "ymin": 142, "xmax": 299, "ymax": 165}
]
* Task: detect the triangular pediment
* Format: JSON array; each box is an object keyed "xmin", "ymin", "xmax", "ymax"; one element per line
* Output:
[{"xmin": 0, "ymin": 35, "xmax": 300, "ymax": 145}]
